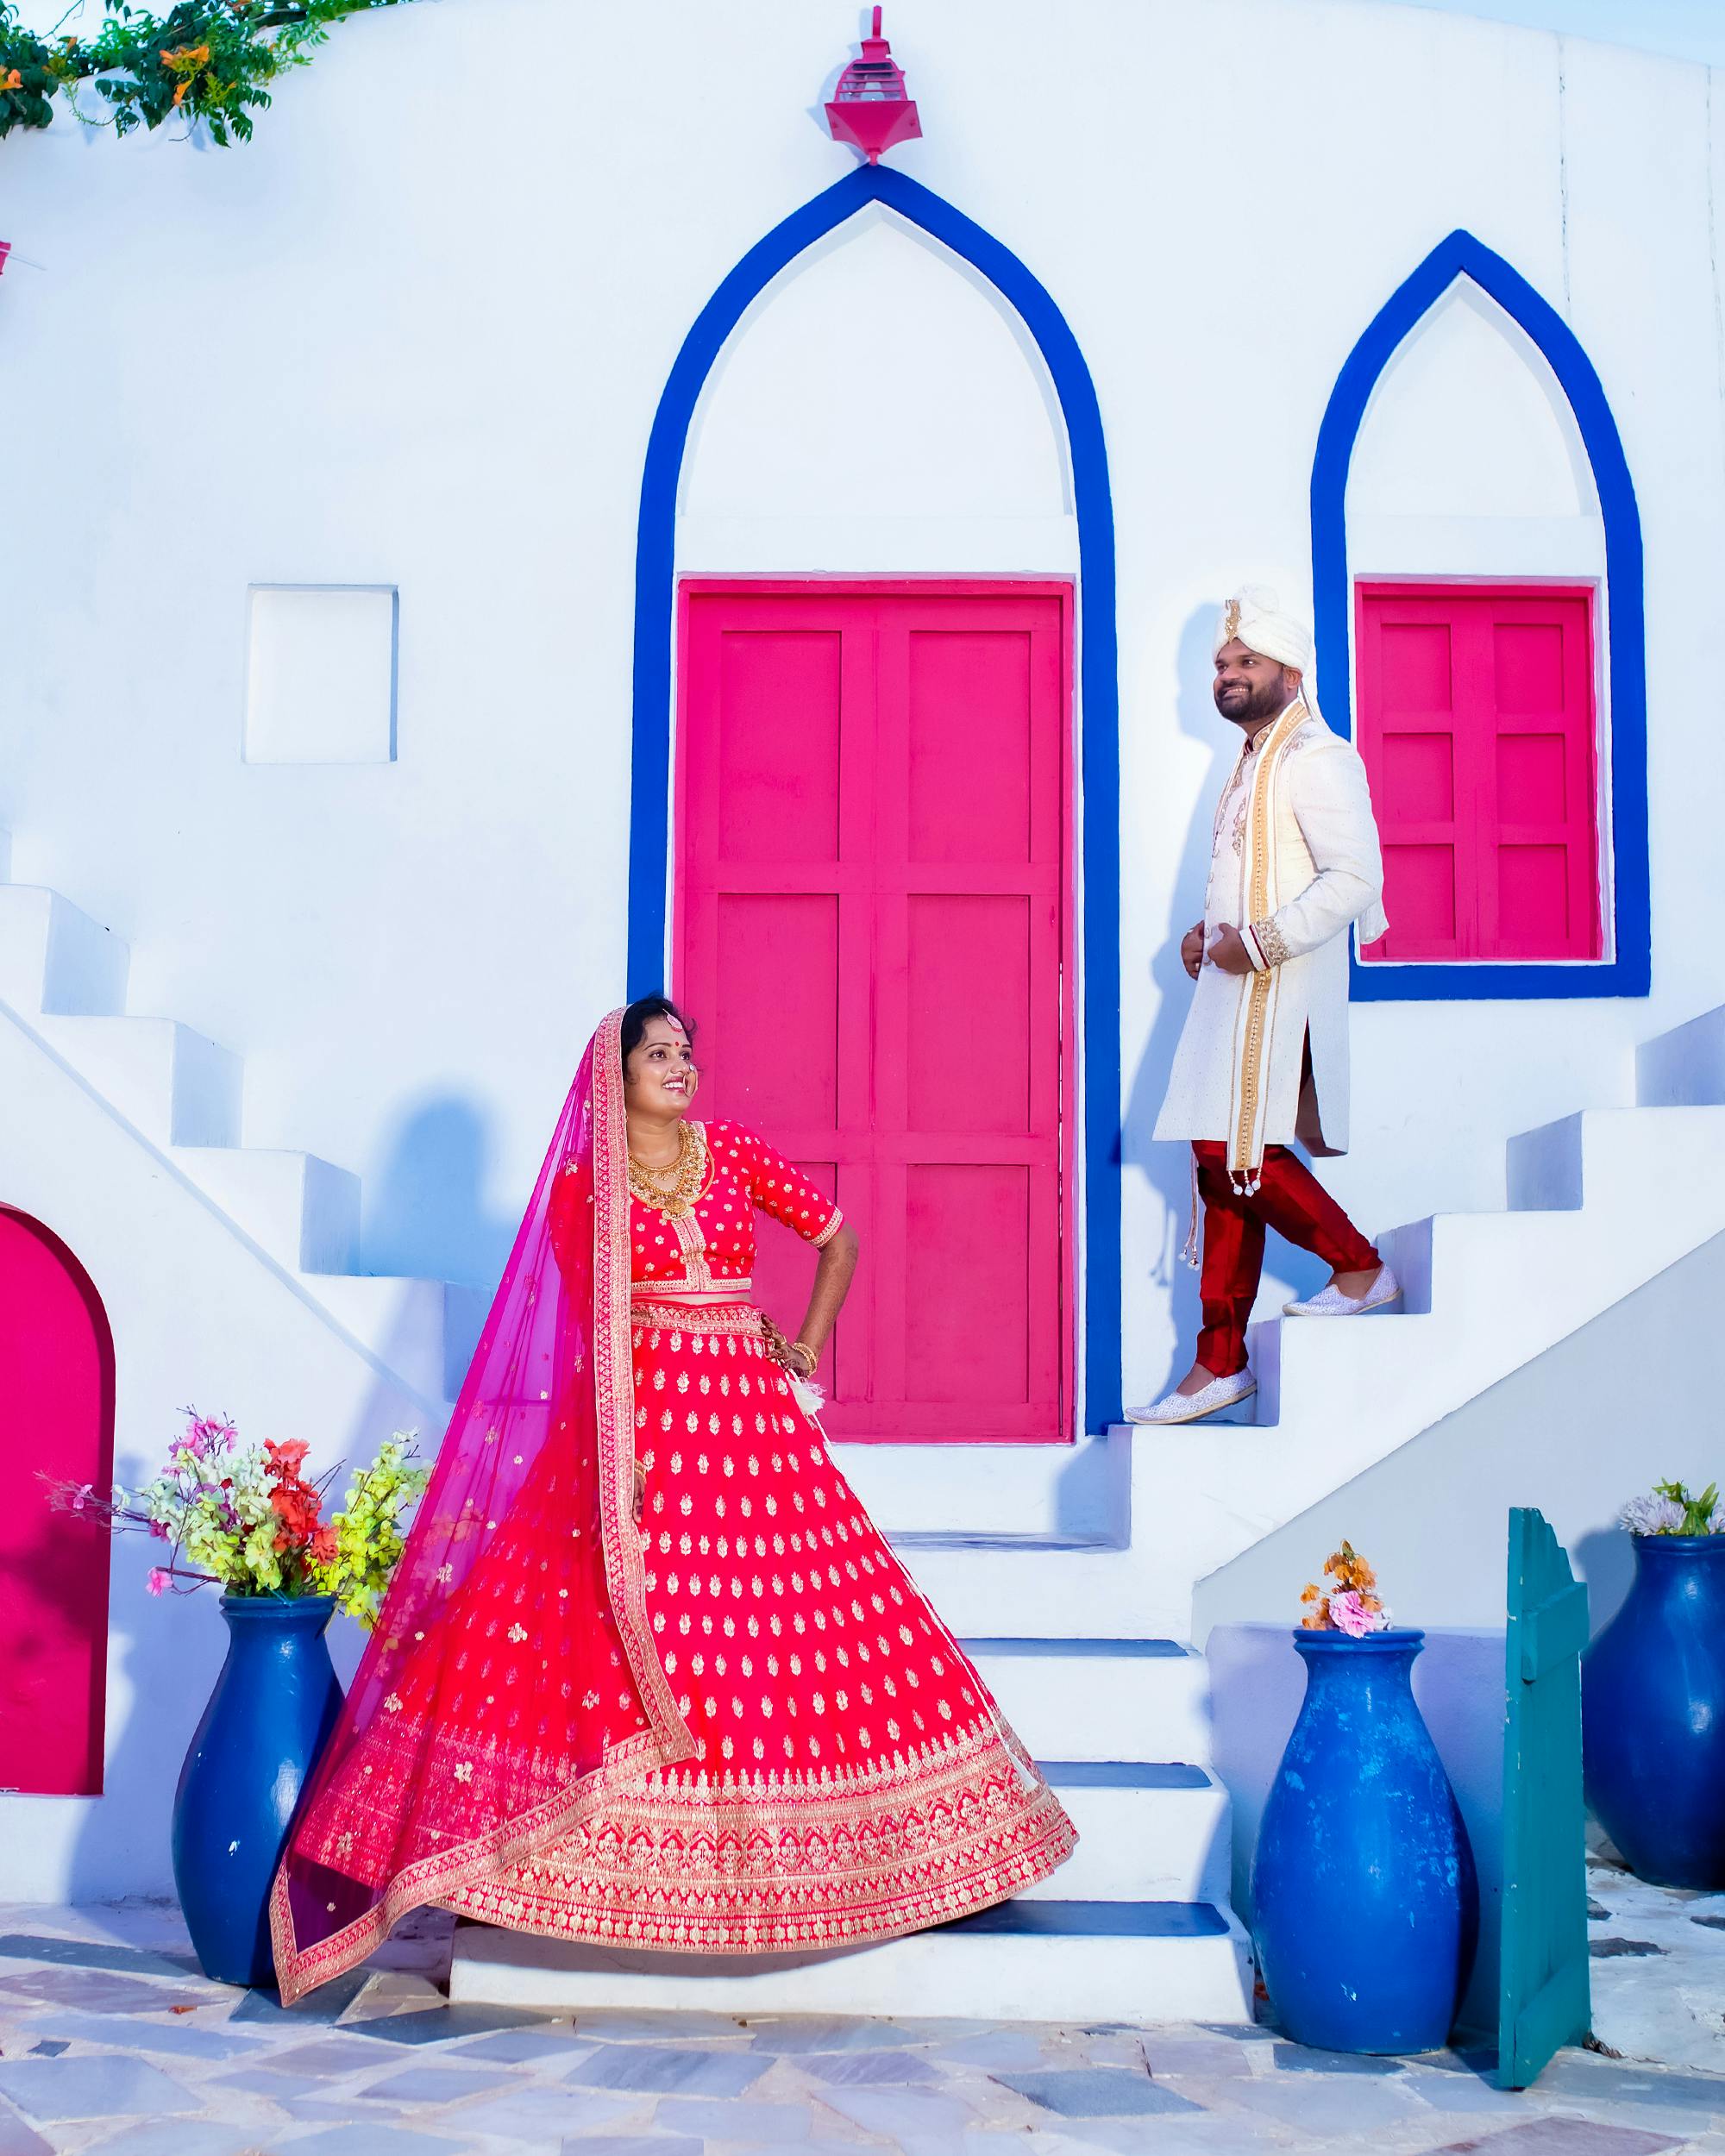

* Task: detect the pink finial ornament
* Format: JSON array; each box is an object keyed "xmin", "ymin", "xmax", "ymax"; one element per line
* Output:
[{"xmin": 825, "ymin": 8, "xmax": 922, "ymax": 165}]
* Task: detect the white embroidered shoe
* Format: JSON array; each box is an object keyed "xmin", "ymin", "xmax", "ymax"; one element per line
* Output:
[
  {"xmin": 1126, "ymin": 1370, "xmax": 1258, "ymax": 1426},
  {"xmin": 1283, "ymin": 1263, "xmax": 1402, "ymax": 1319}
]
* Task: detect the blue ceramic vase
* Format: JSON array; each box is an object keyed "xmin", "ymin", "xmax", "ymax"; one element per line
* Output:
[
  {"xmin": 1251, "ymin": 1628, "xmax": 1478, "ymax": 2054},
  {"xmin": 172, "ymin": 1595, "xmax": 344, "ymax": 1987},
  {"xmin": 1582, "ymin": 1535, "xmax": 1725, "ymax": 1889}
]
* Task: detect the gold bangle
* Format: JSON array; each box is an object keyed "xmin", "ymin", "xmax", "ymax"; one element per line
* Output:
[{"xmin": 788, "ymin": 1340, "xmax": 819, "ymax": 1377}]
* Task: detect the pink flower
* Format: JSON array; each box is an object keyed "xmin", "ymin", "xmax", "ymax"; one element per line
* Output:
[
  {"xmin": 1328, "ymin": 1589, "xmax": 1384, "ymax": 1639},
  {"xmin": 145, "ymin": 1568, "xmax": 171, "ymax": 1597},
  {"xmin": 180, "ymin": 1411, "xmax": 237, "ymax": 1460}
]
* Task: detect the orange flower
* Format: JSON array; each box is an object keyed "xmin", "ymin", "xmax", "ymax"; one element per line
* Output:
[
  {"xmin": 2, "ymin": 68, "xmax": 22, "ymax": 91},
  {"xmin": 160, "ymin": 42, "xmax": 211, "ymax": 75}
]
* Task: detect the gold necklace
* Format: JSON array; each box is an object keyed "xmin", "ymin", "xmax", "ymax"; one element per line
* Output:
[{"xmin": 626, "ymin": 1121, "xmax": 707, "ymax": 1220}]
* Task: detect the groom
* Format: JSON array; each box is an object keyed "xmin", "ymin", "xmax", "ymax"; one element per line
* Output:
[{"xmin": 1131, "ymin": 586, "xmax": 1398, "ymax": 1426}]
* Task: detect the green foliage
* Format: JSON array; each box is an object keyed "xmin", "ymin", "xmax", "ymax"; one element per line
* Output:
[
  {"xmin": 1653, "ymin": 1478, "xmax": 1723, "ymax": 1537},
  {"xmin": 0, "ymin": 0, "xmax": 417, "ymax": 146},
  {"xmin": 317, "ymin": 1436, "xmax": 429, "ymax": 1629}
]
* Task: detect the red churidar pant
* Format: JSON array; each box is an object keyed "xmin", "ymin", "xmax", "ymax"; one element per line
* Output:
[{"xmin": 1192, "ymin": 1141, "xmax": 1379, "ymax": 1377}]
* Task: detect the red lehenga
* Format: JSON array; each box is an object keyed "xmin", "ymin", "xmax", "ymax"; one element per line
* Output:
[{"xmin": 272, "ymin": 1010, "xmax": 1074, "ymax": 2002}]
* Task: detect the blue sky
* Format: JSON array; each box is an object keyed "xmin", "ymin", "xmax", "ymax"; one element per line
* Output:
[
  {"xmin": 9, "ymin": 0, "xmax": 1725, "ymax": 66},
  {"xmin": 1367, "ymin": 0, "xmax": 1725, "ymax": 64}
]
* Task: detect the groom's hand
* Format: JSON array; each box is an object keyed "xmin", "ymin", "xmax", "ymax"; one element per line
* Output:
[
  {"xmin": 1208, "ymin": 923, "xmax": 1253, "ymax": 975},
  {"xmin": 1181, "ymin": 922, "xmax": 1206, "ymax": 980}
]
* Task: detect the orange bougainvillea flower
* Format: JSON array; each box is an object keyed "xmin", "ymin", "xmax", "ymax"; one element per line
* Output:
[{"xmin": 1301, "ymin": 1539, "xmax": 1389, "ymax": 1633}]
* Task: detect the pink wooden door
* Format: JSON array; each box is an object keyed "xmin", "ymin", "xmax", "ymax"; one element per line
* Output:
[
  {"xmin": 1357, "ymin": 584, "xmax": 1602, "ymax": 963},
  {"xmin": 676, "ymin": 580, "xmax": 1072, "ymax": 1444},
  {"xmin": 0, "ymin": 1210, "xmax": 114, "ymax": 1796}
]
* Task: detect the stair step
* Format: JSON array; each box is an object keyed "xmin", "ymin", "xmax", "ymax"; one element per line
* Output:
[
  {"xmin": 448, "ymin": 1899, "xmax": 1250, "ymax": 2020},
  {"xmin": 837, "ymin": 1430, "xmax": 1122, "ymax": 1541},
  {"xmin": 0, "ymin": 887, "xmax": 129, "ymax": 1016},
  {"xmin": 891, "ymin": 1531, "xmax": 1120, "ymax": 1554},
  {"xmin": 1044, "ymin": 1760, "xmax": 1212, "ymax": 1788},
  {"xmin": 1639, "ymin": 1005, "xmax": 1725, "ymax": 1108},
  {"xmin": 307, "ymin": 1275, "xmax": 488, "ymax": 1407},
  {"xmin": 1507, "ymin": 1104, "xmax": 1725, "ymax": 1213},
  {"xmin": 1029, "ymin": 1762, "xmax": 1230, "ymax": 1902},
  {"xmin": 963, "ymin": 1639, "xmax": 1211, "ymax": 1764},
  {"xmin": 36, "ymin": 1016, "xmax": 241, "ymax": 1147},
  {"xmin": 173, "ymin": 1147, "xmax": 361, "ymax": 1273}
]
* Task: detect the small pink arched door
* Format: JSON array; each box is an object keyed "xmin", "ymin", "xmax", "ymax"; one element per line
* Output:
[{"xmin": 0, "ymin": 1209, "xmax": 115, "ymax": 1796}]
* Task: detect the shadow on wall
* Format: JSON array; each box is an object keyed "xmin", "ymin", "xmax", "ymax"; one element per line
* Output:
[
  {"xmin": 364, "ymin": 1095, "xmax": 518, "ymax": 1288},
  {"xmin": 68, "ymin": 1532, "xmax": 225, "ymax": 1902},
  {"xmin": 1120, "ymin": 606, "xmax": 1327, "ymax": 1395},
  {"xmin": 1571, "ymin": 1526, "xmax": 1636, "ymax": 1636}
]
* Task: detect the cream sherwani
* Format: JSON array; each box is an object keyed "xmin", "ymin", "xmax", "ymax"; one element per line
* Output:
[{"xmin": 1154, "ymin": 699, "xmax": 1387, "ymax": 1171}]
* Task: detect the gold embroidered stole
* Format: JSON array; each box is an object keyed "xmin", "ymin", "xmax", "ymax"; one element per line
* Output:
[{"xmin": 1225, "ymin": 699, "xmax": 1308, "ymax": 1191}]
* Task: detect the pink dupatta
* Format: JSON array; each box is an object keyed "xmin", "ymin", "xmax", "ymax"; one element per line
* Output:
[{"xmin": 271, "ymin": 1009, "xmax": 696, "ymax": 2002}]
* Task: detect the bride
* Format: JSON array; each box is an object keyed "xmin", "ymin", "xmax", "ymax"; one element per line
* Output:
[{"xmin": 272, "ymin": 998, "xmax": 1074, "ymax": 1998}]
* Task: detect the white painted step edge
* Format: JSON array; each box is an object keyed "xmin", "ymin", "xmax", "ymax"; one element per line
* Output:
[{"xmin": 448, "ymin": 1908, "xmax": 1253, "ymax": 2023}]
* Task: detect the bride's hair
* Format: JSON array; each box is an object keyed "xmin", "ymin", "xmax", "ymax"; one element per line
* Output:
[{"xmin": 620, "ymin": 994, "xmax": 696, "ymax": 1069}]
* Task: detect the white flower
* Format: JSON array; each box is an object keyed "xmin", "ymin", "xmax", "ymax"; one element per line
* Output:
[{"xmin": 1623, "ymin": 1495, "xmax": 1690, "ymax": 1535}]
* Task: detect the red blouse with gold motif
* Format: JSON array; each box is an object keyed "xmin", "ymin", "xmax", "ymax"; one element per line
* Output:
[{"xmin": 551, "ymin": 1119, "xmax": 842, "ymax": 1297}]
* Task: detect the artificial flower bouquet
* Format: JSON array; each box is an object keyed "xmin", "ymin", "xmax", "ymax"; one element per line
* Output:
[
  {"xmin": 46, "ymin": 1409, "xmax": 429, "ymax": 1627},
  {"xmin": 1621, "ymin": 1479, "xmax": 1723, "ymax": 1536},
  {"xmin": 1300, "ymin": 1539, "xmax": 1392, "ymax": 1636}
]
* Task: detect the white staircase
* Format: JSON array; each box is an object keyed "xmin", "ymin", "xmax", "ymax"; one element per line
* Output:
[
  {"xmin": 0, "ymin": 843, "xmax": 484, "ymax": 1413},
  {"xmin": 450, "ymin": 1638, "xmax": 1250, "ymax": 2021},
  {"xmin": 455, "ymin": 993, "xmax": 1725, "ymax": 2021}
]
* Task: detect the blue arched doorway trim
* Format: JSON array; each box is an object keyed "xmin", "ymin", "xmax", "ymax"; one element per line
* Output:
[
  {"xmin": 626, "ymin": 163, "xmax": 1123, "ymax": 1432},
  {"xmin": 1312, "ymin": 228, "xmax": 1649, "ymax": 1000}
]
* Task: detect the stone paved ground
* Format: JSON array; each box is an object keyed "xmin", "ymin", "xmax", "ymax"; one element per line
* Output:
[
  {"xmin": 0, "ymin": 1900, "xmax": 1722, "ymax": 2156},
  {"xmin": 1588, "ymin": 1852, "xmax": 1725, "ymax": 2075}
]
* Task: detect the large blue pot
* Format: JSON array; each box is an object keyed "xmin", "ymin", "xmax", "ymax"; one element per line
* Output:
[
  {"xmin": 1251, "ymin": 1628, "xmax": 1478, "ymax": 2054},
  {"xmin": 1583, "ymin": 1535, "xmax": 1725, "ymax": 1889},
  {"xmin": 171, "ymin": 1595, "xmax": 344, "ymax": 1987}
]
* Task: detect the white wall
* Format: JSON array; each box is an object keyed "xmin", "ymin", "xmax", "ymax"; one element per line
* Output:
[
  {"xmin": 1193, "ymin": 1226, "xmax": 1725, "ymax": 1643},
  {"xmin": 0, "ymin": 1014, "xmax": 417, "ymax": 1901},
  {"xmin": 1348, "ymin": 283, "xmax": 1606, "ymax": 580},
  {"xmin": 2, "ymin": 0, "xmax": 1722, "ymax": 1412},
  {"xmin": 680, "ymin": 210, "xmax": 1076, "ymax": 575}
]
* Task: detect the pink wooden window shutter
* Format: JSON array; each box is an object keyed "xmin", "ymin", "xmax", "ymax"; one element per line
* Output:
[{"xmin": 1357, "ymin": 583, "xmax": 1602, "ymax": 964}]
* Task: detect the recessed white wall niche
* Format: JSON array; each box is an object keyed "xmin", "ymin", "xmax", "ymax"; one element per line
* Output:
[
  {"xmin": 244, "ymin": 585, "xmax": 399, "ymax": 765},
  {"xmin": 678, "ymin": 209, "xmax": 1076, "ymax": 576},
  {"xmin": 1346, "ymin": 283, "xmax": 1605, "ymax": 581}
]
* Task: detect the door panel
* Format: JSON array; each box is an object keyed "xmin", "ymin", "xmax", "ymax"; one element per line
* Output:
[{"xmin": 0, "ymin": 1210, "xmax": 114, "ymax": 1796}]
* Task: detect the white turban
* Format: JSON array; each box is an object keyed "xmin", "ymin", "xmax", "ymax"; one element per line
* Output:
[{"xmin": 1214, "ymin": 585, "xmax": 1313, "ymax": 676}]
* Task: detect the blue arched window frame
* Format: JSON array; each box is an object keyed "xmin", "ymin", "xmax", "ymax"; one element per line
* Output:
[
  {"xmin": 624, "ymin": 164, "xmax": 1124, "ymax": 1431},
  {"xmin": 1312, "ymin": 229, "xmax": 1649, "ymax": 1000}
]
